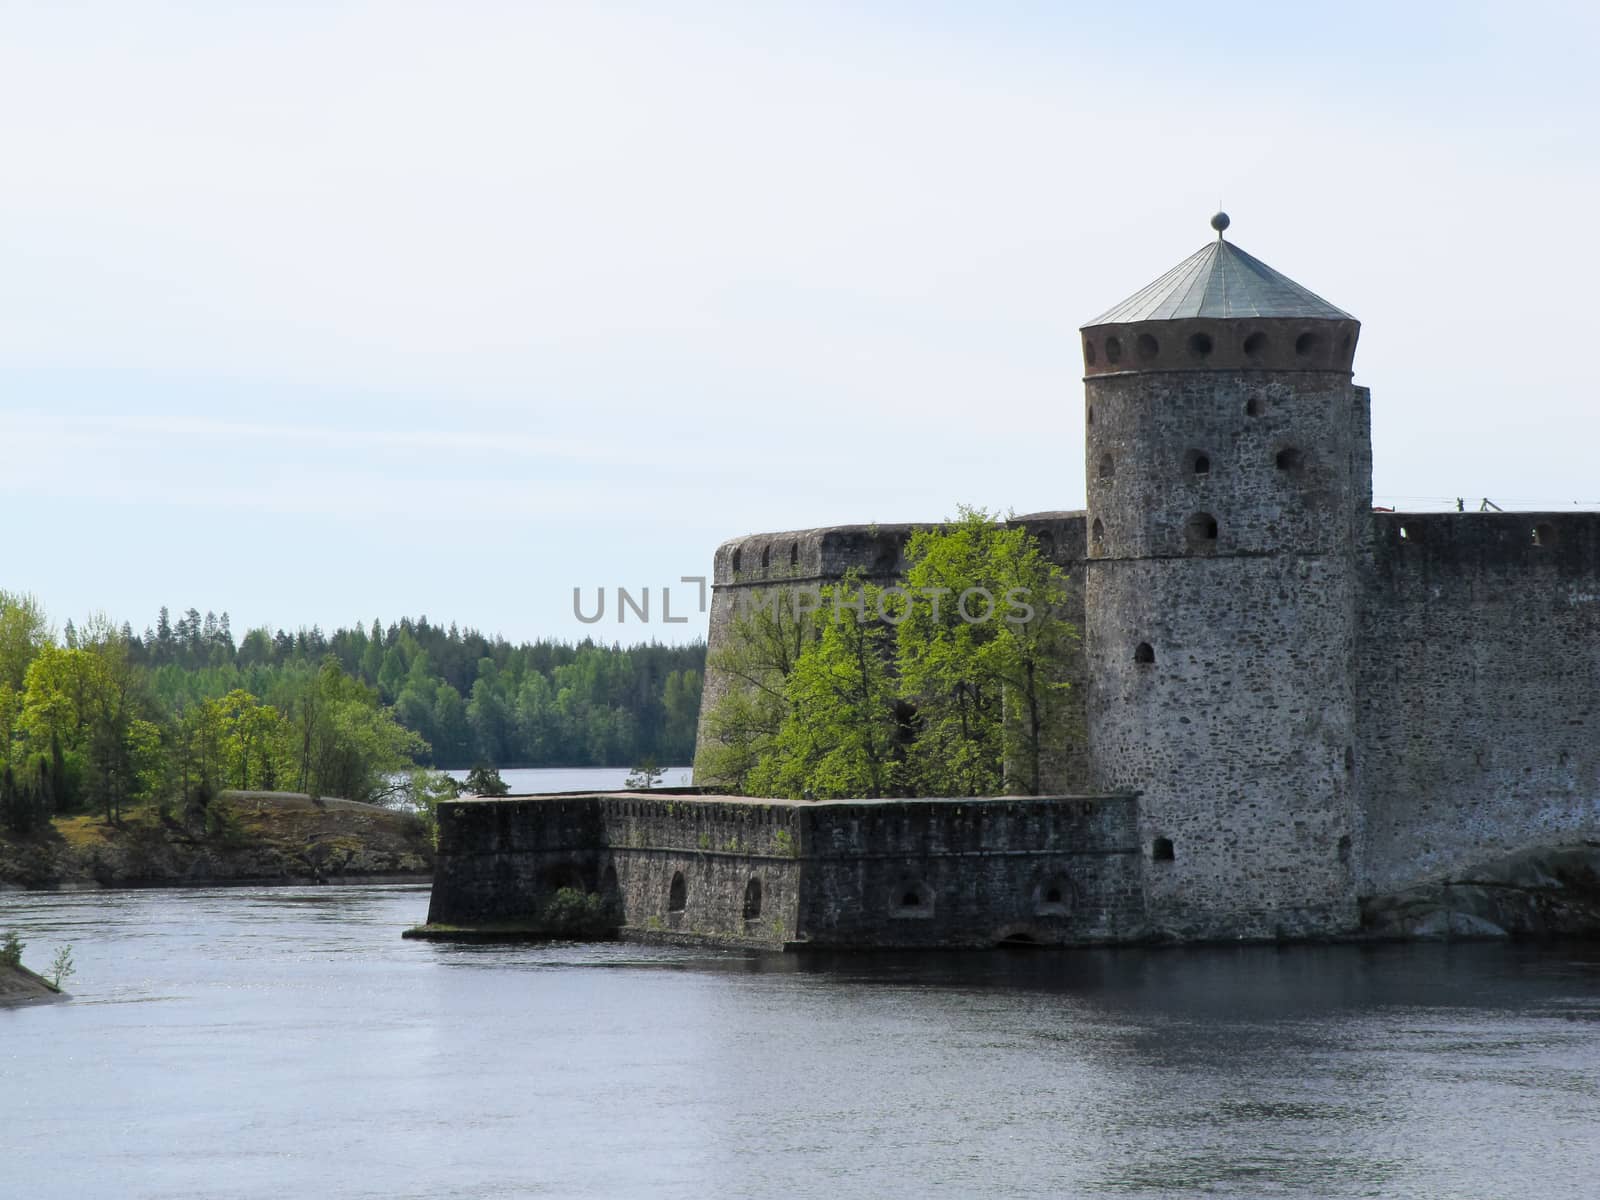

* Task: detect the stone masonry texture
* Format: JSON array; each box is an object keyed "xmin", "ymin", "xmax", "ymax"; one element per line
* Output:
[
  {"xmin": 426, "ymin": 793, "xmax": 1144, "ymax": 948},
  {"xmin": 675, "ymin": 256, "xmax": 1600, "ymax": 946}
]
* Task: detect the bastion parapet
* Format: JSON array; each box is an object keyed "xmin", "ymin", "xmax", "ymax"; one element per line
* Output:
[{"xmin": 417, "ymin": 791, "xmax": 1145, "ymax": 949}]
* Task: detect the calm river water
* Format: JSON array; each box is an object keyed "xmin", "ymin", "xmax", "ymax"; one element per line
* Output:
[
  {"xmin": 445, "ymin": 766, "xmax": 695, "ymax": 793},
  {"xmin": 4, "ymin": 885, "xmax": 1600, "ymax": 1199}
]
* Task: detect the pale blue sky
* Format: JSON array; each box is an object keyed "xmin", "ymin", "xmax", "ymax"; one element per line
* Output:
[{"xmin": 3, "ymin": 1, "xmax": 1597, "ymax": 644}]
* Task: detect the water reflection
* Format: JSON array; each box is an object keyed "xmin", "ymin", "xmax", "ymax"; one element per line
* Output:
[{"xmin": 2, "ymin": 885, "xmax": 1598, "ymax": 1199}]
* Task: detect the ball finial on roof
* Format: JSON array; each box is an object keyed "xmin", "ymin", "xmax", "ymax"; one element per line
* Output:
[{"xmin": 1210, "ymin": 211, "xmax": 1230, "ymax": 235}]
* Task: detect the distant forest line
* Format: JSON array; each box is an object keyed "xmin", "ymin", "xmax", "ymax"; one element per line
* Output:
[{"xmin": 121, "ymin": 608, "xmax": 705, "ymax": 768}]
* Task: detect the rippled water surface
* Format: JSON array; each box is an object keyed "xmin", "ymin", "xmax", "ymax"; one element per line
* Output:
[{"xmin": 4, "ymin": 885, "xmax": 1600, "ymax": 1199}]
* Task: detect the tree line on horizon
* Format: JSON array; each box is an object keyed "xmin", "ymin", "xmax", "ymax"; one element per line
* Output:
[
  {"xmin": 0, "ymin": 594, "xmax": 705, "ymax": 836},
  {"xmin": 0, "ymin": 595, "xmax": 427, "ymax": 832},
  {"xmin": 84, "ymin": 607, "xmax": 704, "ymax": 769}
]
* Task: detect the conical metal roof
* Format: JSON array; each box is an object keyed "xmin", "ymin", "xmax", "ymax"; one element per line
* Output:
[{"xmin": 1087, "ymin": 233, "xmax": 1352, "ymax": 326}]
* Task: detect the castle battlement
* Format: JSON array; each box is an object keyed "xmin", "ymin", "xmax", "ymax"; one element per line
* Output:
[{"xmin": 688, "ymin": 215, "xmax": 1600, "ymax": 945}]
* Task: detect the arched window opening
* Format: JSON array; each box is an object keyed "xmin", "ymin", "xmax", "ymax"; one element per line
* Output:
[
  {"xmin": 996, "ymin": 931, "xmax": 1040, "ymax": 948},
  {"xmin": 1185, "ymin": 512, "xmax": 1219, "ymax": 551},
  {"xmin": 543, "ymin": 862, "xmax": 583, "ymax": 893},
  {"xmin": 742, "ymin": 876, "xmax": 763, "ymax": 920},
  {"xmin": 1105, "ymin": 336, "xmax": 1123, "ymax": 364},
  {"xmin": 1189, "ymin": 451, "xmax": 1211, "ymax": 476},
  {"xmin": 1276, "ymin": 447, "xmax": 1303, "ymax": 472},
  {"xmin": 1295, "ymin": 331, "xmax": 1321, "ymax": 357},
  {"xmin": 760, "ymin": 544, "xmax": 770, "ymax": 569},
  {"xmin": 893, "ymin": 881, "xmax": 934, "ymax": 918},
  {"xmin": 1243, "ymin": 331, "xmax": 1267, "ymax": 359},
  {"xmin": 1134, "ymin": 642, "xmax": 1155, "ymax": 665},
  {"xmin": 731, "ymin": 548, "xmax": 742, "ymax": 572},
  {"xmin": 1084, "ymin": 339, "xmax": 1097, "ymax": 366},
  {"xmin": 1187, "ymin": 331, "xmax": 1214, "ymax": 359},
  {"xmin": 1091, "ymin": 518, "xmax": 1105, "ymax": 552},
  {"xmin": 1035, "ymin": 877, "xmax": 1072, "ymax": 915},
  {"xmin": 1399, "ymin": 525, "xmax": 1410, "ymax": 542},
  {"xmin": 668, "ymin": 872, "xmax": 687, "ymax": 912},
  {"xmin": 1087, "ymin": 404, "xmax": 1095, "ymax": 426},
  {"xmin": 1246, "ymin": 397, "xmax": 1263, "ymax": 417},
  {"xmin": 789, "ymin": 542, "xmax": 799, "ymax": 567},
  {"xmin": 1152, "ymin": 837, "xmax": 1175, "ymax": 863},
  {"xmin": 1097, "ymin": 453, "xmax": 1115, "ymax": 480},
  {"xmin": 1136, "ymin": 333, "xmax": 1159, "ymax": 362},
  {"xmin": 1533, "ymin": 523, "xmax": 1556, "ymax": 548}
]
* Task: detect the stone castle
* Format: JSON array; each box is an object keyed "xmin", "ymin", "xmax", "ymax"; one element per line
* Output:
[
  {"xmin": 421, "ymin": 216, "xmax": 1600, "ymax": 949},
  {"xmin": 689, "ymin": 214, "xmax": 1600, "ymax": 943}
]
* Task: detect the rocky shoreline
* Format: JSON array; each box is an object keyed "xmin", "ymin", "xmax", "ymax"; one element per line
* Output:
[
  {"xmin": 1361, "ymin": 841, "xmax": 1600, "ymax": 941},
  {"xmin": 0, "ymin": 791, "xmax": 434, "ymax": 892},
  {"xmin": 0, "ymin": 962, "xmax": 65, "ymax": 1005}
]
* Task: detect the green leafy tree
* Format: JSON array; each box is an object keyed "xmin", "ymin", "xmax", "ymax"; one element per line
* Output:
[
  {"xmin": 403, "ymin": 768, "xmax": 460, "ymax": 847},
  {"xmin": 81, "ymin": 640, "xmax": 164, "ymax": 822},
  {"xmin": 700, "ymin": 509, "xmax": 1077, "ymax": 798},
  {"xmin": 625, "ymin": 758, "xmax": 664, "ymax": 790},
  {"xmin": 897, "ymin": 506, "xmax": 1077, "ymax": 795},
  {"xmin": 696, "ymin": 584, "xmax": 817, "ymax": 791},
  {"xmin": 431, "ymin": 683, "xmax": 471, "ymax": 764},
  {"xmin": 466, "ymin": 673, "xmax": 514, "ymax": 764},
  {"xmin": 175, "ymin": 697, "xmax": 228, "ymax": 808},
  {"xmin": 461, "ymin": 763, "xmax": 509, "ymax": 796},
  {"xmin": 48, "ymin": 944, "xmax": 74, "ymax": 989},
  {"xmin": 18, "ymin": 638, "xmax": 163, "ymax": 819},
  {"xmin": 0, "ymin": 763, "xmax": 49, "ymax": 835},
  {"xmin": 0, "ymin": 590, "xmax": 51, "ymax": 694},
  {"xmin": 751, "ymin": 576, "xmax": 904, "ymax": 800},
  {"xmin": 213, "ymin": 689, "xmax": 292, "ymax": 791},
  {"xmin": 660, "ymin": 669, "xmax": 702, "ymax": 763},
  {"xmin": 287, "ymin": 658, "xmax": 427, "ymax": 803}
]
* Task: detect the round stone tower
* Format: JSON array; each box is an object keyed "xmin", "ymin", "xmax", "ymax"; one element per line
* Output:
[{"xmin": 1080, "ymin": 214, "xmax": 1370, "ymax": 940}]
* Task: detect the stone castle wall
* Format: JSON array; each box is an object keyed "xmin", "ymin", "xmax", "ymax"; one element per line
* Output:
[
  {"xmin": 428, "ymin": 794, "xmax": 804, "ymax": 947},
  {"xmin": 1082, "ymin": 368, "xmax": 1368, "ymax": 939},
  {"xmin": 682, "ymin": 273, "xmax": 1600, "ymax": 943},
  {"xmin": 1356, "ymin": 511, "xmax": 1600, "ymax": 893},
  {"xmin": 425, "ymin": 792, "xmax": 1143, "ymax": 949},
  {"xmin": 794, "ymin": 796, "xmax": 1143, "ymax": 946}
]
